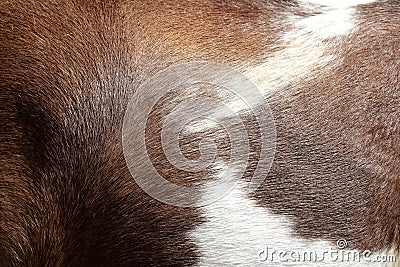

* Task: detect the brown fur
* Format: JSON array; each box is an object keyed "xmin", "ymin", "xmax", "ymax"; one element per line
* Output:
[
  {"xmin": 253, "ymin": 1, "xmax": 400, "ymax": 253},
  {"xmin": 0, "ymin": 0, "xmax": 399, "ymax": 266}
]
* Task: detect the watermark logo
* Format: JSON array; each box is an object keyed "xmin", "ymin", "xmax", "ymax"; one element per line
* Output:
[
  {"xmin": 258, "ymin": 239, "xmax": 397, "ymax": 264},
  {"xmin": 336, "ymin": 238, "xmax": 348, "ymax": 249},
  {"xmin": 122, "ymin": 61, "xmax": 276, "ymax": 207}
]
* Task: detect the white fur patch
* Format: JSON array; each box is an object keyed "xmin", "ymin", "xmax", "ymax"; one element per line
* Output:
[
  {"xmin": 244, "ymin": 4, "xmax": 357, "ymax": 95},
  {"xmin": 190, "ymin": 179, "xmax": 398, "ymax": 266},
  {"xmin": 295, "ymin": 8, "xmax": 355, "ymax": 39},
  {"xmin": 189, "ymin": 181, "xmax": 395, "ymax": 266},
  {"xmin": 244, "ymin": 0, "xmax": 381, "ymax": 95}
]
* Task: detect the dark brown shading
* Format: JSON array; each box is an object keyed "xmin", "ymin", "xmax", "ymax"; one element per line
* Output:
[
  {"xmin": 0, "ymin": 0, "xmax": 288, "ymax": 266},
  {"xmin": 0, "ymin": 1, "xmax": 197, "ymax": 266}
]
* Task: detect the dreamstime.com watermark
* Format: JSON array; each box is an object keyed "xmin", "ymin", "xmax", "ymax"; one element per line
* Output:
[
  {"xmin": 258, "ymin": 239, "xmax": 397, "ymax": 264},
  {"xmin": 122, "ymin": 61, "xmax": 276, "ymax": 207}
]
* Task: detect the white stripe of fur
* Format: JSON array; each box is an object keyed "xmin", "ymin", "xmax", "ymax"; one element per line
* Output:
[
  {"xmin": 183, "ymin": 0, "xmax": 379, "ymax": 134},
  {"xmin": 190, "ymin": 182, "xmax": 394, "ymax": 266},
  {"xmin": 244, "ymin": 7, "xmax": 353, "ymax": 95}
]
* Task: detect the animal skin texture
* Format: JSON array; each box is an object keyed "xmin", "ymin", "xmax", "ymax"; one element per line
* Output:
[{"xmin": 0, "ymin": 0, "xmax": 399, "ymax": 266}]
